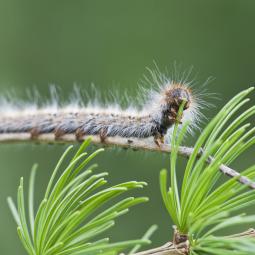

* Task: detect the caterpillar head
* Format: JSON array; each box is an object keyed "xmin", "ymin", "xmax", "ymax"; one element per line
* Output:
[
  {"xmin": 162, "ymin": 83, "xmax": 192, "ymax": 123},
  {"xmin": 141, "ymin": 67, "xmax": 207, "ymax": 141}
]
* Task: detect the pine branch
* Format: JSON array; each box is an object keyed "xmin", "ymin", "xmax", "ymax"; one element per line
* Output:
[{"xmin": 1, "ymin": 133, "xmax": 254, "ymax": 189}]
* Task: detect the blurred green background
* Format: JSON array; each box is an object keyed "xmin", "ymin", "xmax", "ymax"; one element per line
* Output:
[{"xmin": 0, "ymin": 0, "xmax": 254, "ymax": 253}]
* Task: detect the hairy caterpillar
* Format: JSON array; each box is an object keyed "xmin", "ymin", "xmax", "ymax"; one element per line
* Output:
[{"xmin": 0, "ymin": 70, "xmax": 204, "ymax": 145}]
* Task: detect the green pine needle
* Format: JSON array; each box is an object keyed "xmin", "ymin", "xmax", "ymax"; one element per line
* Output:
[
  {"xmin": 7, "ymin": 140, "xmax": 153, "ymax": 255},
  {"xmin": 160, "ymin": 87, "xmax": 255, "ymax": 254}
]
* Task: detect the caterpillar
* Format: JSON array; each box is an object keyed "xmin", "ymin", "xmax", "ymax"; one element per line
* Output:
[{"xmin": 0, "ymin": 69, "xmax": 204, "ymax": 145}]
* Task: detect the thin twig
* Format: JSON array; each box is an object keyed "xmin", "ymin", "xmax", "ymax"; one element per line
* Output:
[
  {"xmin": 130, "ymin": 241, "xmax": 187, "ymax": 255},
  {"xmin": 129, "ymin": 229, "xmax": 255, "ymax": 255},
  {"xmin": 0, "ymin": 133, "xmax": 254, "ymax": 189}
]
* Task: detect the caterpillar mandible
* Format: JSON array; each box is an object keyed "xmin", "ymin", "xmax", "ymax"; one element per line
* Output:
[{"xmin": 0, "ymin": 69, "xmax": 203, "ymax": 145}]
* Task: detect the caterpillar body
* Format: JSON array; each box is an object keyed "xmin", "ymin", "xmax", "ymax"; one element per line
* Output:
[{"xmin": 0, "ymin": 72, "xmax": 202, "ymax": 145}]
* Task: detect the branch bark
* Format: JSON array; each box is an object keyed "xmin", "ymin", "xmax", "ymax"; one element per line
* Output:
[{"xmin": 0, "ymin": 133, "xmax": 254, "ymax": 189}]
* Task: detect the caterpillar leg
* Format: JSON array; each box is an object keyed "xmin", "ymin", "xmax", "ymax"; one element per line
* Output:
[
  {"xmin": 75, "ymin": 128, "xmax": 85, "ymax": 142},
  {"xmin": 154, "ymin": 133, "xmax": 165, "ymax": 147},
  {"xmin": 54, "ymin": 128, "xmax": 66, "ymax": 140},
  {"xmin": 169, "ymin": 108, "xmax": 183, "ymax": 124},
  {"xmin": 30, "ymin": 128, "xmax": 41, "ymax": 140},
  {"xmin": 99, "ymin": 128, "xmax": 107, "ymax": 143}
]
